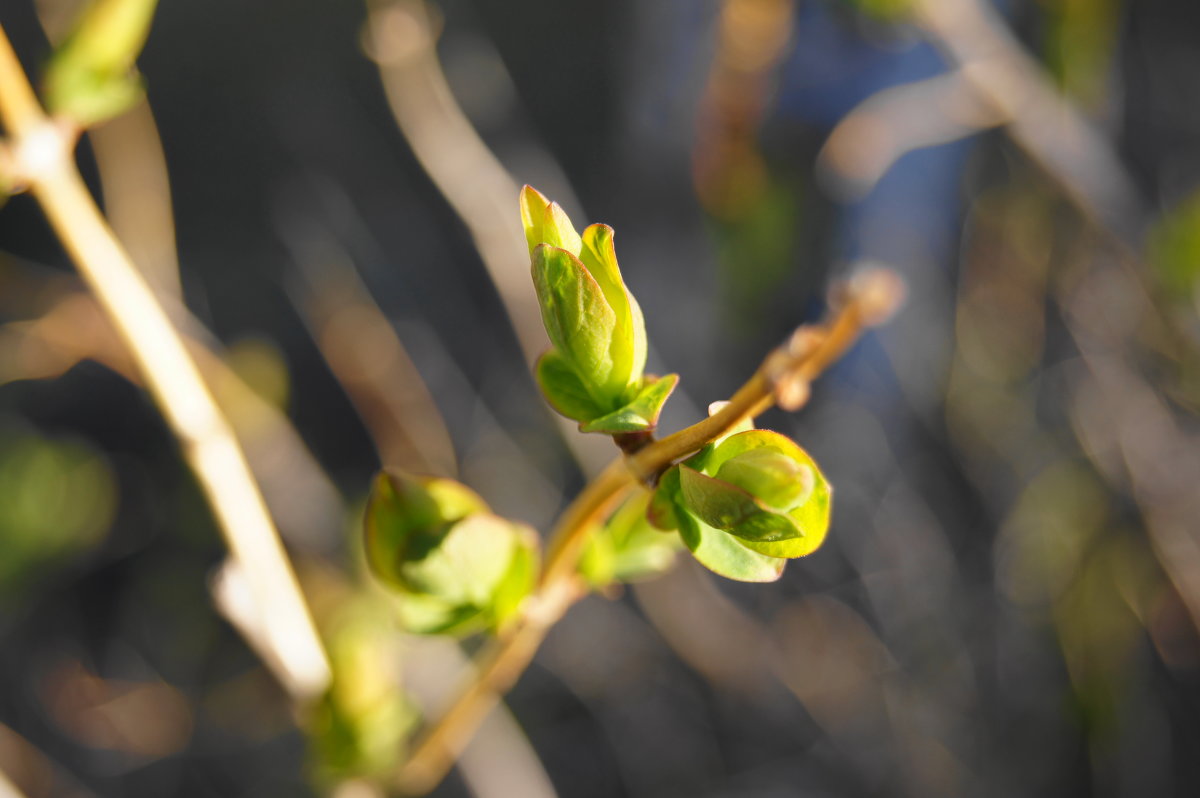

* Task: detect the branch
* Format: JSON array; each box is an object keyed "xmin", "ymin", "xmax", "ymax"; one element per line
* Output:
[
  {"xmin": 89, "ymin": 101, "xmax": 182, "ymax": 300},
  {"xmin": 0, "ymin": 26, "xmax": 331, "ymax": 699},
  {"xmin": 909, "ymin": 0, "xmax": 1146, "ymax": 246},
  {"xmin": 363, "ymin": 0, "xmax": 615, "ymax": 476},
  {"xmin": 396, "ymin": 267, "xmax": 905, "ymax": 794},
  {"xmin": 818, "ymin": 69, "xmax": 1006, "ymax": 199},
  {"xmin": 0, "ymin": 767, "xmax": 28, "ymax": 798},
  {"xmin": 0, "ymin": 281, "xmax": 343, "ymax": 552}
]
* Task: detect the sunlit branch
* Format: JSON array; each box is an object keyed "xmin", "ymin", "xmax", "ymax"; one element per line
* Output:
[
  {"xmin": 396, "ymin": 267, "xmax": 905, "ymax": 794},
  {"xmin": 0, "ymin": 25, "xmax": 331, "ymax": 700}
]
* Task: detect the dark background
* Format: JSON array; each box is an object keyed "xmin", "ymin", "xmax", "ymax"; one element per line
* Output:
[{"xmin": 3, "ymin": 0, "xmax": 1200, "ymax": 796}]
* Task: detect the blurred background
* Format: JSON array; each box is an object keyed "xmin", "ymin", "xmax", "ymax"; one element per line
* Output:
[{"xmin": 2, "ymin": 0, "xmax": 1200, "ymax": 795}]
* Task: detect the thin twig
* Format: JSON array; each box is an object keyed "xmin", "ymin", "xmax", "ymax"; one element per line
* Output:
[
  {"xmin": 910, "ymin": 0, "xmax": 1145, "ymax": 245},
  {"xmin": 818, "ymin": 68, "xmax": 1007, "ymax": 199},
  {"xmin": 282, "ymin": 225, "xmax": 458, "ymax": 476},
  {"xmin": 396, "ymin": 267, "xmax": 905, "ymax": 794},
  {"xmin": 0, "ymin": 25, "xmax": 331, "ymax": 699},
  {"xmin": 0, "ymin": 768, "xmax": 26, "ymax": 798},
  {"xmin": 89, "ymin": 101, "xmax": 182, "ymax": 299},
  {"xmin": 363, "ymin": 0, "xmax": 614, "ymax": 476},
  {"xmin": 30, "ymin": 1, "xmax": 182, "ymax": 300},
  {"xmin": 0, "ymin": 282, "xmax": 343, "ymax": 553}
]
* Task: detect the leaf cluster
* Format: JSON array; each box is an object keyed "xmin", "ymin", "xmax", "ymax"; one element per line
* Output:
[
  {"xmin": 648, "ymin": 422, "xmax": 831, "ymax": 582},
  {"xmin": 363, "ymin": 187, "xmax": 835, "ymax": 646},
  {"xmin": 364, "ymin": 471, "xmax": 538, "ymax": 636},
  {"xmin": 522, "ymin": 186, "xmax": 678, "ymax": 434}
]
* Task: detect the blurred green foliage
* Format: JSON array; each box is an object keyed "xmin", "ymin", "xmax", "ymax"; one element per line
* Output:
[
  {"xmin": 364, "ymin": 471, "xmax": 538, "ymax": 636},
  {"xmin": 307, "ymin": 594, "xmax": 417, "ymax": 785},
  {"xmin": 1039, "ymin": 0, "xmax": 1120, "ymax": 107},
  {"xmin": 710, "ymin": 180, "xmax": 803, "ymax": 336},
  {"xmin": 0, "ymin": 423, "xmax": 116, "ymax": 601},
  {"xmin": 835, "ymin": 0, "xmax": 914, "ymax": 23},
  {"xmin": 1148, "ymin": 189, "xmax": 1200, "ymax": 303}
]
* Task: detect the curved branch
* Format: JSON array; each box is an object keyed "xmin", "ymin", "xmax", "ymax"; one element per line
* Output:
[{"xmin": 396, "ymin": 267, "xmax": 905, "ymax": 794}]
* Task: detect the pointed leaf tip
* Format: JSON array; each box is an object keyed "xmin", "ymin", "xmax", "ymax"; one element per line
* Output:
[
  {"xmin": 520, "ymin": 185, "xmax": 551, "ymax": 255},
  {"xmin": 542, "ymin": 202, "xmax": 583, "ymax": 257},
  {"xmin": 578, "ymin": 373, "xmax": 679, "ymax": 434}
]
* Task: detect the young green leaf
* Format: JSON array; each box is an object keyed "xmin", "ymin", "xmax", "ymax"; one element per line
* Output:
[
  {"xmin": 363, "ymin": 471, "xmax": 540, "ymax": 636},
  {"xmin": 607, "ymin": 493, "xmax": 681, "ymax": 582},
  {"xmin": 520, "ymin": 185, "xmax": 551, "ymax": 255},
  {"xmin": 523, "ymin": 187, "xmax": 668, "ymax": 433},
  {"xmin": 676, "ymin": 511, "xmax": 786, "ymax": 583},
  {"xmin": 531, "ymin": 244, "xmax": 617, "ymax": 397},
  {"xmin": 489, "ymin": 525, "xmax": 540, "ymax": 632},
  {"xmin": 398, "ymin": 514, "xmax": 520, "ymax": 607},
  {"xmin": 682, "ymin": 429, "xmax": 832, "ymax": 548},
  {"xmin": 647, "ymin": 464, "xmax": 684, "ymax": 531},
  {"xmin": 392, "ymin": 593, "xmax": 484, "ymax": 637},
  {"xmin": 307, "ymin": 595, "xmax": 418, "ymax": 785},
  {"xmin": 577, "ymin": 523, "xmax": 616, "ymax": 587},
  {"xmin": 649, "ymin": 427, "xmax": 833, "ymax": 579},
  {"xmin": 737, "ymin": 466, "xmax": 831, "ymax": 559},
  {"xmin": 580, "ymin": 491, "xmax": 681, "ymax": 587},
  {"xmin": 580, "ymin": 223, "xmax": 647, "ymax": 390},
  {"xmin": 718, "ymin": 431, "xmax": 832, "ymax": 547},
  {"xmin": 541, "ymin": 202, "xmax": 583, "ymax": 257},
  {"xmin": 678, "ymin": 465, "xmax": 802, "ymax": 542},
  {"xmin": 714, "ymin": 447, "xmax": 814, "ymax": 512},
  {"xmin": 364, "ymin": 471, "xmax": 488, "ymax": 590},
  {"xmin": 520, "ymin": 185, "xmax": 582, "ymax": 256},
  {"xmin": 579, "ymin": 373, "xmax": 679, "ymax": 434},
  {"xmin": 535, "ymin": 350, "xmax": 605, "ymax": 422}
]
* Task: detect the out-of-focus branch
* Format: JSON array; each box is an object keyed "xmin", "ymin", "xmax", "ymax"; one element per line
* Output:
[
  {"xmin": 89, "ymin": 101, "xmax": 181, "ymax": 299},
  {"xmin": 0, "ymin": 25, "xmax": 330, "ymax": 699},
  {"xmin": 0, "ymin": 720, "xmax": 96, "ymax": 798},
  {"xmin": 362, "ymin": 0, "xmax": 613, "ymax": 475},
  {"xmin": 404, "ymin": 639, "xmax": 558, "ymax": 798},
  {"xmin": 0, "ymin": 283, "xmax": 343, "ymax": 553},
  {"xmin": 396, "ymin": 268, "xmax": 905, "ymax": 795},
  {"xmin": 819, "ymin": 69, "xmax": 1006, "ymax": 199},
  {"xmin": 362, "ymin": 0, "xmax": 535, "ymax": 356},
  {"xmin": 284, "ymin": 229, "xmax": 457, "ymax": 477},
  {"xmin": 822, "ymin": 0, "xmax": 1145, "ymax": 246},
  {"xmin": 1062, "ymin": 263, "xmax": 1200, "ymax": 634},
  {"xmin": 693, "ymin": 0, "xmax": 795, "ymax": 218},
  {"xmin": 0, "ymin": 768, "xmax": 27, "ymax": 798},
  {"xmin": 34, "ymin": 1, "xmax": 179, "ymax": 299},
  {"xmin": 909, "ymin": 0, "xmax": 1145, "ymax": 245}
]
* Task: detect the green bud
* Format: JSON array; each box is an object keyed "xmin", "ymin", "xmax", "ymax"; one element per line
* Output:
[
  {"xmin": 713, "ymin": 447, "xmax": 814, "ymax": 512},
  {"xmin": 522, "ymin": 186, "xmax": 673, "ymax": 433},
  {"xmin": 649, "ymin": 429, "xmax": 832, "ymax": 582},
  {"xmin": 364, "ymin": 470, "xmax": 539, "ymax": 635},
  {"xmin": 307, "ymin": 596, "xmax": 416, "ymax": 785},
  {"xmin": 521, "ymin": 185, "xmax": 582, "ymax": 258},
  {"xmin": 579, "ymin": 491, "xmax": 681, "ymax": 588},
  {"xmin": 42, "ymin": 0, "xmax": 160, "ymax": 127}
]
